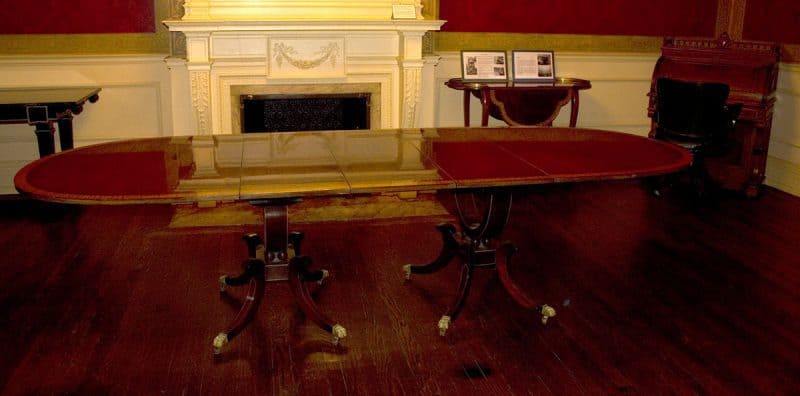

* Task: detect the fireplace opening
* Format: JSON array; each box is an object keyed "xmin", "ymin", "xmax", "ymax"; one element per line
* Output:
[{"xmin": 240, "ymin": 93, "xmax": 370, "ymax": 133}]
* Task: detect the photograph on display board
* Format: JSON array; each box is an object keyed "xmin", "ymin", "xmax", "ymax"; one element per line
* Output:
[
  {"xmin": 461, "ymin": 51, "xmax": 508, "ymax": 81},
  {"xmin": 512, "ymin": 51, "xmax": 556, "ymax": 82}
]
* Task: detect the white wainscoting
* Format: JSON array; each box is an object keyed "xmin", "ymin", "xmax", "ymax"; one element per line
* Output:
[
  {"xmin": 766, "ymin": 63, "xmax": 800, "ymax": 196},
  {"xmin": 434, "ymin": 51, "xmax": 800, "ymax": 196},
  {"xmin": 0, "ymin": 55, "xmax": 174, "ymax": 194},
  {"xmin": 1, "ymin": 53, "xmax": 798, "ymax": 197}
]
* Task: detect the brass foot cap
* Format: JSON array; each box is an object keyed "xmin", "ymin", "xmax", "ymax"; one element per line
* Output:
[
  {"xmin": 402, "ymin": 264, "xmax": 412, "ymax": 280},
  {"xmin": 218, "ymin": 276, "xmax": 228, "ymax": 292},
  {"xmin": 331, "ymin": 324, "xmax": 347, "ymax": 345},
  {"xmin": 212, "ymin": 333, "xmax": 228, "ymax": 354},
  {"xmin": 438, "ymin": 315, "xmax": 451, "ymax": 336},
  {"xmin": 540, "ymin": 304, "xmax": 556, "ymax": 324}
]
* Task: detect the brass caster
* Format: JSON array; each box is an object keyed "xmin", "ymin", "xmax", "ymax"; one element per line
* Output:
[
  {"xmin": 212, "ymin": 332, "xmax": 229, "ymax": 355},
  {"xmin": 540, "ymin": 304, "xmax": 556, "ymax": 325},
  {"xmin": 438, "ymin": 315, "xmax": 451, "ymax": 336},
  {"xmin": 331, "ymin": 324, "xmax": 347, "ymax": 345},
  {"xmin": 319, "ymin": 269, "xmax": 329, "ymax": 285},
  {"xmin": 218, "ymin": 275, "xmax": 228, "ymax": 292},
  {"xmin": 402, "ymin": 264, "xmax": 412, "ymax": 280}
]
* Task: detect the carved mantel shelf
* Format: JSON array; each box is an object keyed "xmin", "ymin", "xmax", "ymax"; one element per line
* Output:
[
  {"xmin": 179, "ymin": 0, "xmax": 421, "ymax": 21},
  {"xmin": 165, "ymin": 19, "xmax": 444, "ymax": 33}
]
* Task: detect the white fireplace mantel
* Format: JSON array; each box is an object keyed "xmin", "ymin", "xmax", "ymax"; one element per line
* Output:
[{"xmin": 165, "ymin": 9, "xmax": 444, "ymax": 135}]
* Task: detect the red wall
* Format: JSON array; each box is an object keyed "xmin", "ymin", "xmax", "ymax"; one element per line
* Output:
[
  {"xmin": 0, "ymin": 0, "xmax": 155, "ymax": 34},
  {"xmin": 743, "ymin": 0, "xmax": 800, "ymax": 44},
  {"xmin": 440, "ymin": 0, "xmax": 717, "ymax": 37}
]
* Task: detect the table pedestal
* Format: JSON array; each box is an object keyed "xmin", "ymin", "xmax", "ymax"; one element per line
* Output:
[
  {"xmin": 212, "ymin": 198, "xmax": 346, "ymax": 355},
  {"xmin": 404, "ymin": 190, "xmax": 556, "ymax": 335}
]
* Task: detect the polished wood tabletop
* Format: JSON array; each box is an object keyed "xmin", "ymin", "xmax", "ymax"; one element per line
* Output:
[
  {"xmin": 445, "ymin": 77, "xmax": 592, "ymax": 92},
  {"xmin": 15, "ymin": 127, "xmax": 691, "ymax": 205}
]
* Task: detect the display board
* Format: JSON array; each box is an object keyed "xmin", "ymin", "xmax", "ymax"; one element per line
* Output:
[
  {"xmin": 0, "ymin": 0, "xmax": 155, "ymax": 34},
  {"xmin": 439, "ymin": 0, "xmax": 717, "ymax": 37}
]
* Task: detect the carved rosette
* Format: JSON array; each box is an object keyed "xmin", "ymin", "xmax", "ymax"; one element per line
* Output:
[
  {"xmin": 402, "ymin": 67, "xmax": 422, "ymax": 128},
  {"xmin": 190, "ymin": 70, "xmax": 211, "ymax": 134}
]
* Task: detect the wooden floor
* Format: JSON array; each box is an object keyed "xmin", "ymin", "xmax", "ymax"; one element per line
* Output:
[{"xmin": 1, "ymin": 181, "xmax": 799, "ymax": 395}]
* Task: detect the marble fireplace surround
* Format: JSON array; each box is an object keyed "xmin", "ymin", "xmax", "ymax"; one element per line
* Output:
[{"xmin": 165, "ymin": 0, "xmax": 444, "ymax": 135}]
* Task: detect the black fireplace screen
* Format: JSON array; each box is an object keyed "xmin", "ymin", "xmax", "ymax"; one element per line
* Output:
[{"xmin": 241, "ymin": 93, "xmax": 370, "ymax": 133}]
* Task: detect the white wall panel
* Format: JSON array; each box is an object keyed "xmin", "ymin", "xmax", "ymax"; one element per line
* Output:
[{"xmin": 1, "ymin": 52, "xmax": 797, "ymax": 196}]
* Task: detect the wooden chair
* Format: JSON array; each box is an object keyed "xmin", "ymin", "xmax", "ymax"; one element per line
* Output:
[{"xmin": 650, "ymin": 77, "xmax": 742, "ymax": 195}]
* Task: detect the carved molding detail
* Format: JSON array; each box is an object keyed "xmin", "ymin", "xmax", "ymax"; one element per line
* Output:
[
  {"xmin": 168, "ymin": 0, "xmax": 187, "ymax": 56},
  {"xmin": 190, "ymin": 70, "xmax": 211, "ymax": 134},
  {"xmin": 169, "ymin": 0, "xmax": 186, "ymax": 18},
  {"xmin": 402, "ymin": 67, "xmax": 422, "ymax": 128},
  {"xmin": 272, "ymin": 42, "xmax": 340, "ymax": 70}
]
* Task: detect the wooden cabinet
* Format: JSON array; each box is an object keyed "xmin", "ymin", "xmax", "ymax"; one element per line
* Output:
[{"xmin": 648, "ymin": 33, "xmax": 780, "ymax": 197}]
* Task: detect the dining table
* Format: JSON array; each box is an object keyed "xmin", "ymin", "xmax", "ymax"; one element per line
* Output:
[{"xmin": 14, "ymin": 127, "xmax": 691, "ymax": 354}]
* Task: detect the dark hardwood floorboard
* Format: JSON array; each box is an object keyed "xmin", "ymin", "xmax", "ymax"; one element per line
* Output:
[{"xmin": 1, "ymin": 181, "xmax": 799, "ymax": 395}]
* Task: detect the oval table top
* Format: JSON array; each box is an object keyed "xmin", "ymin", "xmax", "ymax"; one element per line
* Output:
[{"xmin": 14, "ymin": 127, "xmax": 691, "ymax": 205}]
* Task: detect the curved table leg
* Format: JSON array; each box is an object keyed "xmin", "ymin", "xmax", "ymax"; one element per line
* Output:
[
  {"xmin": 569, "ymin": 89, "xmax": 580, "ymax": 128},
  {"xmin": 213, "ymin": 259, "xmax": 266, "ymax": 354},
  {"xmin": 403, "ymin": 223, "xmax": 459, "ymax": 280},
  {"xmin": 495, "ymin": 243, "xmax": 556, "ymax": 324},
  {"xmin": 406, "ymin": 189, "xmax": 556, "ymax": 335},
  {"xmin": 438, "ymin": 261, "xmax": 474, "ymax": 336},
  {"xmin": 289, "ymin": 255, "xmax": 347, "ymax": 344}
]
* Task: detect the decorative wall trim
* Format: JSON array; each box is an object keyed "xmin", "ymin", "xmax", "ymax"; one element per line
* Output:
[{"xmin": 434, "ymin": 32, "xmax": 663, "ymax": 53}]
